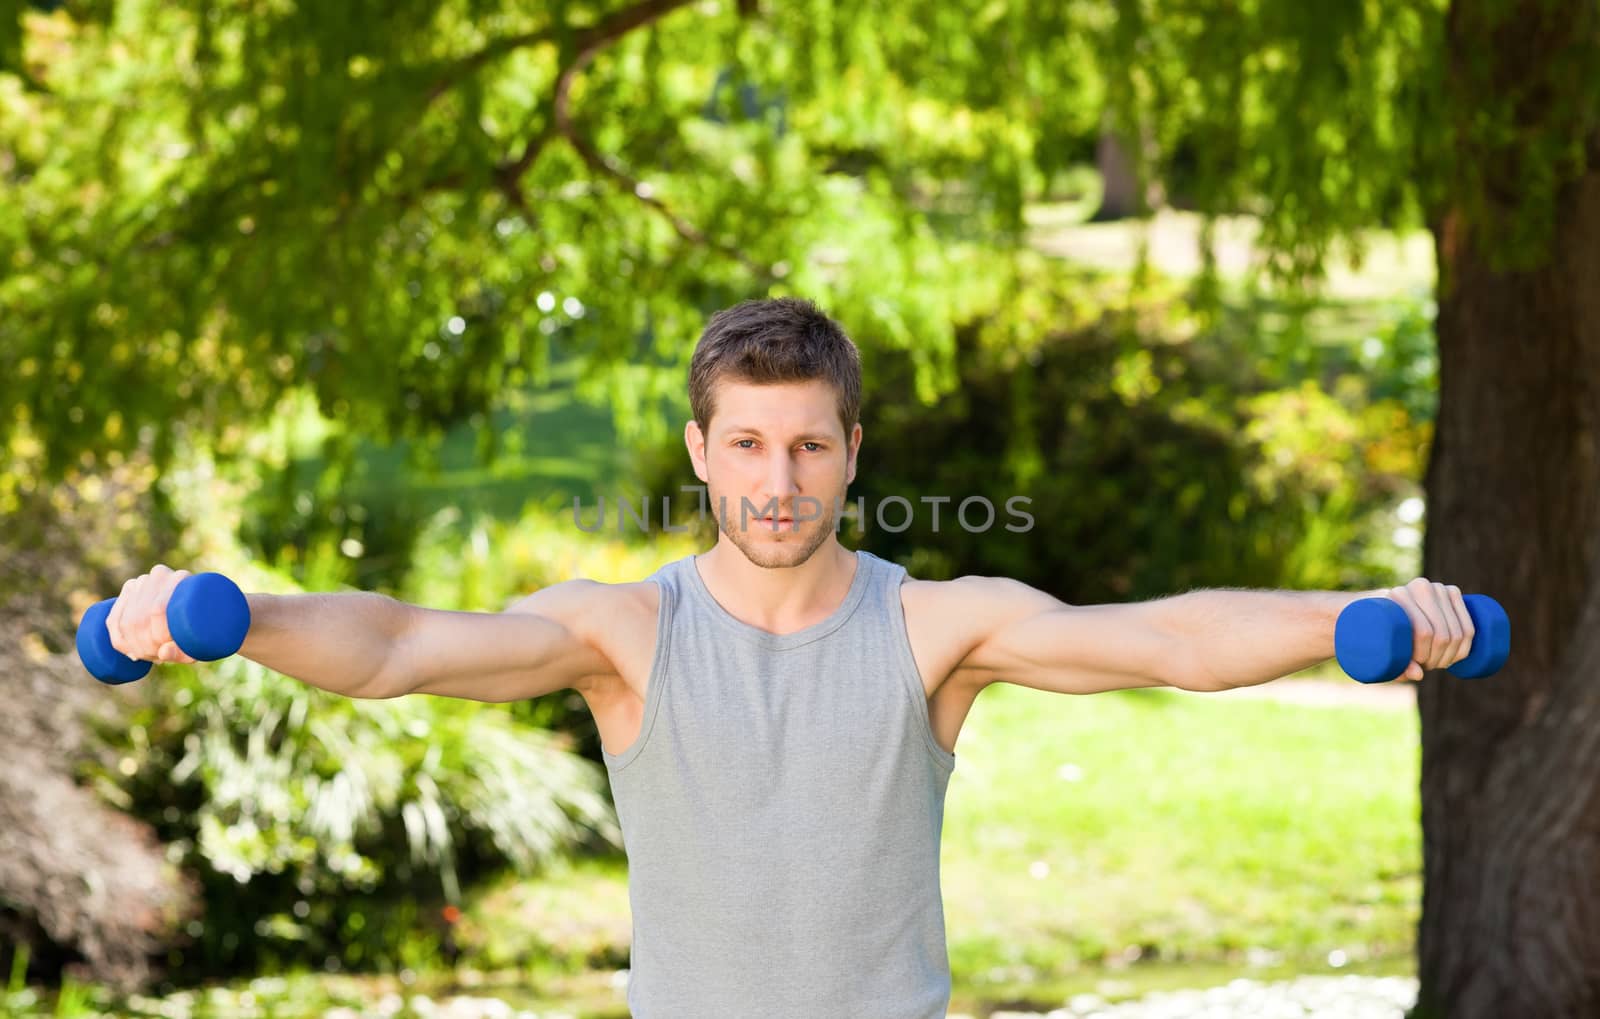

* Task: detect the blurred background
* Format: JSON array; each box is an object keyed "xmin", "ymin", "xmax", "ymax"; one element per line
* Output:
[{"xmin": 3, "ymin": 0, "xmax": 1593, "ymax": 1017}]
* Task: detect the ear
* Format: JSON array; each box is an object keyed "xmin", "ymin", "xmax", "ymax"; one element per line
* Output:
[
  {"xmin": 845, "ymin": 423, "xmax": 862, "ymax": 486},
  {"xmin": 686, "ymin": 419, "xmax": 709, "ymax": 483}
]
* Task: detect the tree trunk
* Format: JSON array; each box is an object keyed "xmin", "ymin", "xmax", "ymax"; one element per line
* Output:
[
  {"xmin": 1091, "ymin": 116, "xmax": 1163, "ymax": 222},
  {"xmin": 1414, "ymin": 142, "xmax": 1600, "ymax": 1014}
]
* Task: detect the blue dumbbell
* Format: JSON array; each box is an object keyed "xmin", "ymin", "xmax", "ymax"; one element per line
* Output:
[
  {"xmin": 76, "ymin": 572, "xmax": 252, "ymax": 685},
  {"xmin": 1334, "ymin": 593, "xmax": 1510, "ymax": 684}
]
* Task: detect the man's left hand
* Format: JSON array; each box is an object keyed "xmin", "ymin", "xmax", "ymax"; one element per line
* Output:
[{"xmin": 1383, "ymin": 578, "xmax": 1477, "ymax": 682}]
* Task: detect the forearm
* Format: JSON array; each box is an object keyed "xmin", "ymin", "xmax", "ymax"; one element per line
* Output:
[
  {"xmin": 238, "ymin": 592, "xmax": 412, "ymax": 699},
  {"xmin": 1151, "ymin": 587, "xmax": 1385, "ymax": 691}
]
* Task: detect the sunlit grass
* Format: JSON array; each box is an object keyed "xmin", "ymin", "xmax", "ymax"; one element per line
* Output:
[
  {"xmin": 942, "ymin": 682, "xmax": 1418, "ymax": 1000},
  {"xmin": 1026, "ymin": 205, "xmax": 1435, "ymax": 302}
]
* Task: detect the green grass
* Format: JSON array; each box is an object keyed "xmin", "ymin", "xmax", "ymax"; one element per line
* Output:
[{"xmin": 940, "ymin": 682, "xmax": 1418, "ymax": 1009}]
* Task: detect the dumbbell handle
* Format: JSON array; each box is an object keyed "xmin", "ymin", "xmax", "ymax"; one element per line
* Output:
[
  {"xmin": 1334, "ymin": 593, "xmax": 1511, "ymax": 684},
  {"xmin": 76, "ymin": 572, "xmax": 252, "ymax": 685}
]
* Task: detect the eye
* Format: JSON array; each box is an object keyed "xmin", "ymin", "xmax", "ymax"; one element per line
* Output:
[
  {"xmin": 734, "ymin": 439, "xmax": 757, "ymax": 449},
  {"xmin": 801, "ymin": 442, "xmax": 822, "ymax": 452}
]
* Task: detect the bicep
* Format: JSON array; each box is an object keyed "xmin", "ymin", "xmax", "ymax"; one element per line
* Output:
[
  {"xmin": 956, "ymin": 578, "xmax": 1188, "ymax": 694},
  {"xmin": 387, "ymin": 580, "xmax": 617, "ymax": 702}
]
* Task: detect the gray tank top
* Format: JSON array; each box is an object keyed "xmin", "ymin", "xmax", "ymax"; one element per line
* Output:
[{"xmin": 601, "ymin": 548, "xmax": 958, "ymax": 1018}]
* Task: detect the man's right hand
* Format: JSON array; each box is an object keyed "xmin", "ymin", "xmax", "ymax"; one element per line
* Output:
[{"xmin": 105, "ymin": 564, "xmax": 200, "ymax": 666}]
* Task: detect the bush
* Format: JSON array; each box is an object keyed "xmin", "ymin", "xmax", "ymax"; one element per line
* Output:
[
  {"xmin": 855, "ymin": 272, "xmax": 1430, "ymax": 599},
  {"xmin": 85, "ymin": 650, "xmax": 623, "ymax": 980},
  {"xmin": 74, "ymin": 446, "xmax": 666, "ymax": 982}
]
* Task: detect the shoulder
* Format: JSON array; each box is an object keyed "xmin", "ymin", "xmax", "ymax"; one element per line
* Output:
[
  {"xmin": 505, "ymin": 577, "xmax": 661, "ymax": 637},
  {"xmin": 898, "ymin": 573, "xmax": 1062, "ymax": 679},
  {"xmin": 899, "ymin": 573, "xmax": 1058, "ymax": 618},
  {"xmin": 505, "ymin": 577, "xmax": 663, "ymax": 696}
]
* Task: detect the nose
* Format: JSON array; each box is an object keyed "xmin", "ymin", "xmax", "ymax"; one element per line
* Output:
[{"xmin": 761, "ymin": 453, "xmax": 801, "ymax": 512}]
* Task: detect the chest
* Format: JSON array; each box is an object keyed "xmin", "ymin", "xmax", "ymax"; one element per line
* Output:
[{"xmin": 584, "ymin": 582, "xmax": 983, "ymax": 761}]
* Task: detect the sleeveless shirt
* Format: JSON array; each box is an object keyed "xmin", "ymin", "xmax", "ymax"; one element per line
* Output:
[{"xmin": 600, "ymin": 548, "xmax": 959, "ymax": 1018}]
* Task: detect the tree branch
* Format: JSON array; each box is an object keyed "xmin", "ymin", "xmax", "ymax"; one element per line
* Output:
[
  {"xmin": 424, "ymin": 27, "xmax": 558, "ymax": 105},
  {"xmin": 410, "ymin": 1, "xmax": 703, "ymax": 227},
  {"xmin": 286, "ymin": 0, "xmax": 771, "ymax": 274},
  {"xmin": 381, "ymin": 5, "xmax": 648, "ymax": 206},
  {"xmin": 560, "ymin": 120, "xmax": 772, "ymax": 278},
  {"xmin": 492, "ymin": 0, "xmax": 701, "ymax": 188},
  {"xmin": 546, "ymin": 0, "xmax": 775, "ymax": 279}
]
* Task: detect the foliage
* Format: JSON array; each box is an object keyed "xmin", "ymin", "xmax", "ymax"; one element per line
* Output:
[
  {"xmin": 46, "ymin": 442, "xmax": 628, "ymax": 981},
  {"xmin": 3, "ymin": 0, "xmax": 1068, "ymax": 484},
  {"xmin": 4, "ymin": 0, "xmax": 1591, "ymax": 496},
  {"xmin": 1102, "ymin": 0, "xmax": 1599, "ymax": 277},
  {"xmin": 82, "ymin": 647, "xmax": 622, "ymax": 979},
  {"xmin": 1098, "ymin": 0, "xmax": 1445, "ymax": 280},
  {"xmin": 7, "ymin": 0, "xmax": 1512, "ymax": 481},
  {"xmin": 866, "ymin": 279, "xmax": 1432, "ymax": 599}
]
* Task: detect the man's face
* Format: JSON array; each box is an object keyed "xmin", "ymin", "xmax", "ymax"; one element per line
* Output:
[{"xmin": 687, "ymin": 379, "xmax": 862, "ymax": 569}]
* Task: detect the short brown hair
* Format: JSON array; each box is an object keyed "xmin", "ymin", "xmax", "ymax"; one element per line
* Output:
[{"xmin": 688, "ymin": 297, "xmax": 862, "ymax": 436}]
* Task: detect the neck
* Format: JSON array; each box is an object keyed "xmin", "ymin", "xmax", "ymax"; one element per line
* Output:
[{"xmin": 697, "ymin": 538, "xmax": 858, "ymax": 633}]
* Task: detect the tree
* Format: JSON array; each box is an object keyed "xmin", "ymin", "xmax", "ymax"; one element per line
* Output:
[
  {"xmin": 1090, "ymin": 115, "xmax": 1164, "ymax": 222},
  {"xmin": 1413, "ymin": 3, "xmax": 1600, "ymax": 1014},
  {"xmin": 1095, "ymin": 0, "xmax": 1598, "ymax": 1012},
  {"xmin": 3, "ymin": 0, "xmax": 1098, "ymax": 481}
]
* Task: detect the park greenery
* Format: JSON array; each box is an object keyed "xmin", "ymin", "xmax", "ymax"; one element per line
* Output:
[
  {"xmin": 2, "ymin": 0, "xmax": 1536, "ymax": 1014},
  {"xmin": 2, "ymin": 223, "xmax": 1438, "ymax": 1016}
]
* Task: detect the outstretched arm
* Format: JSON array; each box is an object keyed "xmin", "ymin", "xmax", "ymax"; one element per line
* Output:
[
  {"xmin": 955, "ymin": 575, "xmax": 1475, "ymax": 694},
  {"xmin": 104, "ymin": 564, "xmax": 622, "ymax": 702}
]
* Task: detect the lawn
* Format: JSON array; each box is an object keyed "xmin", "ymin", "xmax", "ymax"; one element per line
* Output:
[{"xmin": 939, "ymin": 681, "xmax": 1418, "ymax": 1010}]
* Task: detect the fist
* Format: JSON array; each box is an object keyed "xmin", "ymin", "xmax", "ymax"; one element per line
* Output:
[
  {"xmin": 1383, "ymin": 578, "xmax": 1477, "ymax": 682},
  {"xmin": 105, "ymin": 564, "xmax": 199, "ymax": 665}
]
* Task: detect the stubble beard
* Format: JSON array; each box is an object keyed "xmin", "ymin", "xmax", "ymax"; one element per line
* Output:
[{"xmin": 712, "ymin": 488, "xmax": 840, "ymax": 569}]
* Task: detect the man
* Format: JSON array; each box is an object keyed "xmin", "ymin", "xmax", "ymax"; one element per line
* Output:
[{"xmin": 104, "ymin": 296, "xmax": 1473, "ymax": 1018}]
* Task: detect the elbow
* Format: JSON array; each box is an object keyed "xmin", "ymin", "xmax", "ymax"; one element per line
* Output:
[
  {"xmin": 1164, "ymin": 640, "xmax": 1225, "ymax": 692},
  {"xmin": 364, "ymin": 607, "xmax": 417, "ymax": 699},
  {"xmin": 361, "ymin": 643, "xmax": 412, "ymax": 700},
  {"xmin": 349, "ymin": 659, "xmax": 411, "ymax": 699},
  {"xmin": 366, "ymin": 635, "xmax": 425, "ymax": 696},
  {"xmin": 357, "ymin": 674, "xmax": 410, "ymax": 699}
]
